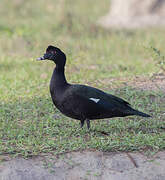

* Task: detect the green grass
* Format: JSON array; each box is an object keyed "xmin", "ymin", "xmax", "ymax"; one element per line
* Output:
[{"xmin": 0, "ymin": 0, "xmax": 165, "ymax": 156}]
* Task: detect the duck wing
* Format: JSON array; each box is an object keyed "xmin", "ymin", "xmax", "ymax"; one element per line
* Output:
[
  {"xmin": 69, "ymin": 84, "xmax": 130, "ymax": 107},
  {"xmin": 61, "ymin": 84, "xmax": 132, "ymax": 120}
]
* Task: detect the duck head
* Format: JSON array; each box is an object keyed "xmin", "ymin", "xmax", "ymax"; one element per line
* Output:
[{"xmin": 37, "ymin": 45, "xmax": 66, "ymax": 67}]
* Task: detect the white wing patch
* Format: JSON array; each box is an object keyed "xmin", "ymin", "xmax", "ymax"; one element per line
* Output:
[{"xmin": 89, "ymin": 98, "xmax": 100, "ymax": 103}]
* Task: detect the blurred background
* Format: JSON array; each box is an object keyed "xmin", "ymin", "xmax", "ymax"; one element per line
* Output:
[{"xmin": 1, "ymin": 0, "xmax": 165, "ymax": 96}]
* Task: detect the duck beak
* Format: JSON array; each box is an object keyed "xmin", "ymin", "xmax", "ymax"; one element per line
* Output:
[
  {"xmin": 36, "ymin": 53, "xmax": 53, "ymax": 61},
  {"xmin": 36, "ymin": 55, "xmax": 46, "ymax": 61}
]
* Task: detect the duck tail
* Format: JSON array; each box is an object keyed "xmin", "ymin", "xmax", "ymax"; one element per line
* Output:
[{"xmin": 130, "ymin": 109, "xmax": 151, "ymax": 117}]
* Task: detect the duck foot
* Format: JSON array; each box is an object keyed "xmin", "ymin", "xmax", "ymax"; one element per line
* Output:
[
  {"xmin": 80, "ymin": 120, "xmax": 85, "ymax": 128},
  {"xmin": 86, "ymin": 119, "xmax": 90, "ymax": 129}
]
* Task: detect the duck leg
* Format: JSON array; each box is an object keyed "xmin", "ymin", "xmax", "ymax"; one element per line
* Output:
[
  {"xmin": 80, "ymin": 120, "xmax": 85, "ymax": 128},
  {"xmin": 86, "ymin": 119, "xmax": 90, "ymax": 129}
]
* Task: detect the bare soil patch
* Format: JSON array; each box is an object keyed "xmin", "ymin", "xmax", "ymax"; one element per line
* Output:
[
  {"xmin": 100, "ymin": 73, "xmax": 165, "ymax": 91},
  {"xmin": 127, "ymin": 73, "xmax": 165, "ymax": 91}
]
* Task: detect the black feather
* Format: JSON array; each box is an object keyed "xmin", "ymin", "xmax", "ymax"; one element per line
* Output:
[{"xmin": 38, "ymin": 46, "xmax": 151, "ymax": 129}]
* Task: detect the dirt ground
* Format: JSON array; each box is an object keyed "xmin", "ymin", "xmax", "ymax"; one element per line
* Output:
[{"xmin": 127, "ymin": 73, "xmax": 165, "ymax": 91}]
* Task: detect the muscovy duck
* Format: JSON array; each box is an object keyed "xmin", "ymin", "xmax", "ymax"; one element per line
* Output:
[{"xmin": 37, "ymin": 45, "xmax": 151, "ymax": 129}]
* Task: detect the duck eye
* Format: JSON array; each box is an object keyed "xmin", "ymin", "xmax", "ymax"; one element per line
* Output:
[
  {"xmin": 53, "ymin": 51, "xmax": 57, "ymax": 55},
  {"xmin": 48, "ymin": 50, "xmax": 55, "ymax": 54}
]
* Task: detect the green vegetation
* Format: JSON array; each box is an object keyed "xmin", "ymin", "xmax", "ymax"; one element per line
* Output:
[{"xmin": 0, "ymin": 0, "xmax": 165, "ymax": 156}]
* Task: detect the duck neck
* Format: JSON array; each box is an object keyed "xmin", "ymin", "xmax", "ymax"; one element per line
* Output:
[{"xmin": 51, "ymin": 65, "xmax": 68, "ymax": 87}]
